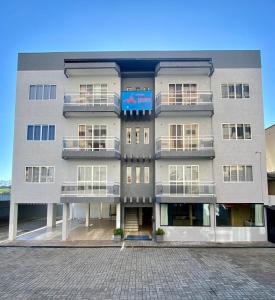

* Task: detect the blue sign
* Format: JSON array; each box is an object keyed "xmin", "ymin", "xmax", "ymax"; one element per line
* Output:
[{"xmin": 121, "ymin": 91, "xmax": 153, "ymax": 111}]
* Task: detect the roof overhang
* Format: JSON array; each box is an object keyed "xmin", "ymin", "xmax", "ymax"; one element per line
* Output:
[
  {"xmin": 64, "ymin": 61, "xmax": 120, "ymax": 77},
  {"xmin": 155, "ymin": 60, "xmax": 214, "ymax": 77}
]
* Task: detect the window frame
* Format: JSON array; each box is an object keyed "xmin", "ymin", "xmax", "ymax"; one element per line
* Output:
[
  {"xmin": 222, "ymin": 165, "xmax": 253, "ymax": 183},
  {"xmin": 144, "ymin": 167, "xmax": 150, "ymax": 184},
  {"xmin": 126, "ymin": 166, "xmax": 132, "ymax": 184},
  {"xmin": 28, "ymin": 84, "xmax": 57, "ymax": 101},
  {"xmin": 220, "ymin": 83, "xmax": 250, "ymax": 99},
  {"xmin": 144, "ymin": 128, "xmax": 150, "ymax": 144},
  {"xmin": 221, "ymin": 123, "xmax": 252, "ymax": 140},
  {"xmin": 25, "ymin": 166, "xmax": 55, "ymax": 183},
  {"xmin": 27, "ymin": 124, "xmax": 56, "ymax": 141}
]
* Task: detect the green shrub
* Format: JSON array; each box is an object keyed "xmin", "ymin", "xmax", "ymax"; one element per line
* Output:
[
  {"xmin": 113, "ymin": 228, "xmax": 124, "ymax": 236},
  {"xmin": 155, "ymin": 228, "xmax": 165, "ymax": 235}
]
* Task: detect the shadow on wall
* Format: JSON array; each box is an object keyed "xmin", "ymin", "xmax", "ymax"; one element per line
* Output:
[{"xmin": 0, "ymin": 203, "xmax": 62, "ymax": 224}]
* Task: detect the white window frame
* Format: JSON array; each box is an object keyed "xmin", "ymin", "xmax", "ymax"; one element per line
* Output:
[
  {"xmin": 27, "ymin": 124, "xmax": 56, "ymax": 141},
  {"xmin": 168, "ymin": 83, "xmax": 198, "ymax": 105},
  {"xmin": 25, "ymin": 166, "xmax": 55, "ymax": 183},
  {"xmin": 144, "ymin": 167, "xmax": 150, "ymax": 184},
  {"xmin": 126, "ymin": 167, "xmax": 132, "ymax": 184},
  {"xmin": 221, "ymin": 123, "xmax": 252, "ymax": 140},
  {"xmin": 222, "ymin": 165, "xmax": 253, "ymax": 183},
  {"xmin": 135, "ymin": 128, "xmax": 140, "ymax": 144},
  {"xmin": 144, "ymin": 128, "xmax": 150, "ymax": 144},
  {"xmin": 126, "ymin": 128, "xmax": 132, "ymax": 144},
  {"xmin": 136, "ymin": 167, "xmax": 141, "ymax": 184},
  {"xmin": 220, "ymin": 83, "xmax": 250, "ymax": 99},
  {"xmin": 29, "ymin": 84, "xmax": 57, "ymax": 101}
]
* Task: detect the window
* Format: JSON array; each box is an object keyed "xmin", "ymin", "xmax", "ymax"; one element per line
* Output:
[
  {"xmin": 126, "ymin": 128, "xmax": 131, "ymax": 144},
  {"xmin": 222, "ymin": 124, "xmax": 251, "ymax": 140},
  {"xmin": 126, "ymin": 167, "xmax": 132, "ymax": 184},
  {"xmin": 222, "ymin": 165, "xmax": 253, "ymax": 182},
  {"xmin": 135, "ymin": 128, "xmax": 140, "ymax": 144},
  {"xmin": 169, "ymin": 124, "xmax": 198, "ymax": 150},
  {"xmin": 25, "ymin": 166, "xmax": 54, "ymax": 183},
  {"xmin": 144, "ymin": 167, "xmax": 150, "ymax": 184},
  {"xmin": 27, "ymin": 125, "xmax": 55, "ymax": 141},
  {"xmin": 221, "ymin": 83, "xmax": 250, "ymax": 99},
  {"xmin": 78, "ymin": 125, "xmax": 107, "ymax": 149},
  {"xmin": 216, "ymin": 204, "xmax": 264, "ymax": 227},
  {"xmin": 77, "ymin": 166, "xmax": 107, "ymax": 195},
  {"xmin": 168, "ymin": 83, "xmax": 197, "ymax": 105},
  {"xmin": 169, "ymin": 165, "xmax": 199, "ymax": 195},
  {"xmin": 136, "ymin": 167, "xmax": 141, "ymax": 183},
  {"xmin": 79, "ymin": 84, "xmax": 108, "ymax": 104},
  {"xmin": 160, "ymin": 203, "xmax": 210, "ymax": 226},
  {"xmin": 29, "ymin": 84, "xmax": 56, "ymax": 100},
  {"xmin": 144, "ymin": 128, "xmax": 149, "ymax": 144}
]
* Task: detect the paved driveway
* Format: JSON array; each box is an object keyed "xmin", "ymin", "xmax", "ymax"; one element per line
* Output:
[{"xmin": 0, "ymin": 247, "xmax": 274, "ymax": 299}]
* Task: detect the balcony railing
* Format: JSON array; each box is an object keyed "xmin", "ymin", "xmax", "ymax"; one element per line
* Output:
[
  {"xmin": 155, "ymin": 91, "xmax": 213, "ymax": 116},
  {"xmin": 64, "ymin": 92, "xmax": 119, "ymax": 107},
  {"xmin": 156, "ymin": 181, "xmax": 216, "ymax": 197},
  {"xmin": 156, "ymin": 136, "xmax": 214, "ymax": 153},
  {"xmin": 63, "ymin": 137, "xmax": 120, "ymax": 152},
  {"xmin": 63, "ymin": 92, "xmax": 120, "ymax": 117},
  {"xmin": 61, "ymin": 182, "xmax": 120, "ymax": 198},
  {"xmin": 156, "ymin": 91, "xmax": 212, "ymax": 107}
]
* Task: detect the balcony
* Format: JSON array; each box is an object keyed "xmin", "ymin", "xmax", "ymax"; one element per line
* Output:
[
  {"xmin": 155, "ymin": 136, "xmax": 215, "ymax": 159},
  {"xmin": 60, "ymin": 182, "xmax": 120, "ymax": 203},
  {"xmin": 62, "ymin": 137, "xmax": 120, "ymax": 159},
  {"xmin": 155, "ymin": 92, "xmax": 214, "ymax": 117},
  {"xmin": 63, "ymin": 92, "xmax": 120, "ymax": 117},
  {"xmin": 155, "ymin": 181, "xmax": 216, "ymax": 203}
]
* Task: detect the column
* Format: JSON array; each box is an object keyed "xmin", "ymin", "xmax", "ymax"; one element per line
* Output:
[
  {"xmin": 116, "ymin": 203, "xmax": 121, "ymax": 228},
  {"xmin": 210, "ymin": 203, "xmax": 216, "ymax": 242},
  {"xmin": 62, "ymin": 203, "xmax": 69, "ymax": 241},
  {"xmin": 155, "ymin": 203, "xmax": 160, "ymax": 229},
  {"xmin": 8, "ymin": 203, "xmax": 18, "ymax": 241},
  {"xmin": 85, "ymin": 203, "xmax": 90, "ymax": 227},
  {"xmin": 47, "ymin": 203, "xmax": 56, "ymax": 228}
]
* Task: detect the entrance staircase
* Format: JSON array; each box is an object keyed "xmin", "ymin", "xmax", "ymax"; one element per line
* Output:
[{"xmin": 124, "ymin": 208, "xmax": 139, "ymax": 232}]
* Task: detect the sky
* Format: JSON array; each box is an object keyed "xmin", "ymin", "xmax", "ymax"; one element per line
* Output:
[{"xmin": 0, "ymin": 0, "xmax": 275, "ymax": 181}]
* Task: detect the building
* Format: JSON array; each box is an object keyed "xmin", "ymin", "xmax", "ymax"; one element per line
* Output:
[
  {"xmin": 265, "ymin": 124, "xmax": 275, "ymax": 242},
  {"xmin": 9, "ymin": 50, "xmax": 268, "ymax": 242}
]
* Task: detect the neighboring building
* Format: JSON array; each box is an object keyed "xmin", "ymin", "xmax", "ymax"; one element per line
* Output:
[
  {"xmin": 265, "ymin": 125, "xmax": 275, "ymax": 242},
  {"xmin": 9, "ymin": 50, "xmax": 268, "ymax": 242}
]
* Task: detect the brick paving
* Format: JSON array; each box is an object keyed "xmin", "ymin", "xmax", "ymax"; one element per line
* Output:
[{"xmin": 0, "ymin": 247, "xmax": 275, "ymax": 299}]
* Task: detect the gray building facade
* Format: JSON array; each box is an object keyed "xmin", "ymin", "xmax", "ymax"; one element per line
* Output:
[{"xmin": 9, "ymin": 50, "xmax": 268, "ymax": 242}]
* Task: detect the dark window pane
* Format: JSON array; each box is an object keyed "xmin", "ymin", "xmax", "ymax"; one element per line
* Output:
[
  {"xmin": 42, "ymin": 125, "xmax": 48, "ymax": 140},
  {"xmin": 244, "ymin": 124, "xmax": 251, "ymax": 139},
  {"xmin": 228, "ymin": 84, "xmax": 235, "ymax": 98},
  {"xmin": 43, "ymin": 85, "xmax": 50, "ymax": 100},
  {"xmin": 29, "ymin": 85, "xmax": 36, "ymax": 100},
  {"xmin": 48, "ymin": 125, "xmax": 55, "ymax": 140},
  {"xmin": 243, "ymin": 84, "xmax": 250, "ymax": 98},
  {"xmin": 50, "ymin": 85, "xmax": 56, "ymax": 99},
  {"xmin": 237, "ymin": 124, "xmax": 244, "ymax": 139},
  {"xmin": 221, "ymin": 84, "xmax": 228, "ymax": 98},
  {"xmin": 236, "ymin": 84, "xmax": 243, "ymax": 98},
  {"xmin": 36, "ymin": 85, "xmax": 43, "ymax": 100},
  {"xmin": 34, "ymin": 125, "xmax": 41, "ymax": 140},
  {"xmin": 27, "ymin": 125, "xmax": 34, "ymax": 140}
]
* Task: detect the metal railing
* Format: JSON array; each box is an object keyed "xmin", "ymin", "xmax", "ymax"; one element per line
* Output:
[
  {"xmin": 64, "ymin": 92, "xmax": 120, "ymax": 107},
  {"xmin": 156, "ymin": 136, "xmax": 214, "ymax": 153},
  {"xmin": 61, "ymin": 182, "xmax": 120, "ymax": 197},
  {"xmin": 156, "ymin": 91, "xmax": 213, "ymax": 108},
  {"xmin": 63, "ymin": 137, "xmax": 120, "ymax": 152},
  {"xmin": 156, "ymin": 181, "xmax": 215, "ymax": 197}
]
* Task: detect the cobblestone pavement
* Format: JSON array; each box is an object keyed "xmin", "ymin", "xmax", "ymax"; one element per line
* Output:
[{"xmin": 0, "ymin": 247, "xmax": 275, "ymax": 299}]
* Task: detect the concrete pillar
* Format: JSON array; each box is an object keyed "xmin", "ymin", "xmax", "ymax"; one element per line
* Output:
[
  {"xmin": 47, "ymin": 203, "xmax": 57, "ymax": 228},
  {"xmin": 9, "ymin": 203, "xmax": 18, "ymax": 241},
  {"xmin": 69, "ymin": 203, "xmax": 73, "ymax": 220},
  {"xmin": 62, "ymin": 203, "xmax": 69, "ymax": 241},
  {"xmin": 116, "ymin": 203, "xmax": 121, "ymax": 228},
  {"xmin": 155, "ymin": 203, "xmax": 160, "ymax": 229},
  {"xmin": 85, "ymin": 203, "xmax": 90, "ymax": 227},
  {"xmin": 210, "ymin": 204, "xmax": 216, "ymax": 242}
]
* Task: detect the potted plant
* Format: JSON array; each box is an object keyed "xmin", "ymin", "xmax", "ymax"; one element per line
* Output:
[
  {"xmin": 113, "ymin": 228, "xmax": 124, "ymax": 242},
  {"xmin": 155, "ymin": 228, "xmax": 165, "ymax": 242}
]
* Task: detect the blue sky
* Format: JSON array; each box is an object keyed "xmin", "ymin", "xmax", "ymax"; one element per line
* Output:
[{"xmin": 1, "ymin": 0, "xmax": 275, "ymax": 181}]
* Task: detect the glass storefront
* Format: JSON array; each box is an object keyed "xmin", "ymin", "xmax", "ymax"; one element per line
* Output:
[
  {"xmin": 160, "ymin": 203, "xmax": 210, "ymax": 226},
  {"xmin": 216, "ymin": 203, "xmax": 264, "ymax": 227}
]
